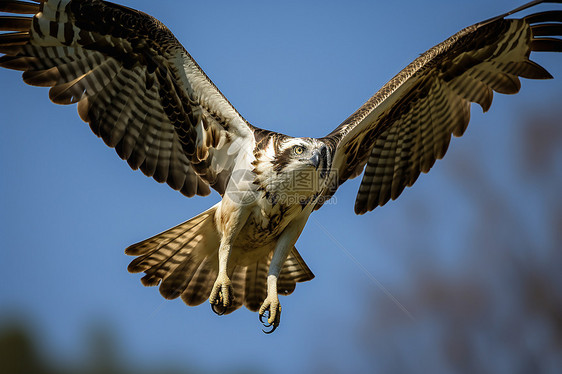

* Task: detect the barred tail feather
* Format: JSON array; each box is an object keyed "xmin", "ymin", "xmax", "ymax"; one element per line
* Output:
[
  {"xmin": 126, "ymin": 203, "xmax": 314, "ymax": 313},
  {"xmin": 278, "ymin": 248, "xmax": 315, "ymax": 296},
  {"xmin": 125, "ymin": 204, "xmax": 220, "ymax": 300},
  {"xmin": 224, "ymin": 247, "xmax": 315, "ymax": 314},
  {"xmin": 243, "ymin": 259, "xmax": 269, "ymax": 312},
  {"xmin": 180, "ymin": 255, "xmax": 217, "ymax": 306}
]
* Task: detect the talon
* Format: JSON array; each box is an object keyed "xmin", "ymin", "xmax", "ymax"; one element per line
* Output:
[
  {"xmin": 258, "ymin": 299, "xmax": 281, "ymax": 334},
  {"xmin": 259, "ymin": 310, "xmax": 269, "ymax": 325},
  {"xmin": 262, "ymin": 324, "xmax": 278, "ymax": 334},
  {"xmin": 211, "ymin": 303, "xmax": 226, "ymax": 316},
  {"xmin": 209, "ymin": 275, "xmax": 234, "ymax": 315}
]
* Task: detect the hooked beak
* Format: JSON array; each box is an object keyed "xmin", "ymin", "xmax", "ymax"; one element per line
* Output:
[
  {"xmin": 309, "ymin": 152, "xmax": 321, "ymax": 170},
  {"xmin": 309, "ymin": 145, "xmax": 328, "ymax": 177}
]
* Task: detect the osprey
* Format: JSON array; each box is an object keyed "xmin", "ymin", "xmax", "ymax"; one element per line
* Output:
[{"xmin": 0, "ymin": 0, "xmax": 560, "ymax": 332}]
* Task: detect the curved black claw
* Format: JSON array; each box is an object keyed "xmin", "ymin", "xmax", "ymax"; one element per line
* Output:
[
  {"xmin": 259, "ymin": 307, "xmax": 281, "ymax": 334},
  {"xmin": 211, "ymin": 303, "xmax": 227, "ymax": 316},
  {"xmin": 262, "ymin": 322, "xmax": 279, "ymax": 334},
  {"xmin": 259, "ymin": 311, "xmax": 271, "ymax": 326},
  {"xmin": 209, "ymin": 278, "xmax": 234, "ymax": 315}
]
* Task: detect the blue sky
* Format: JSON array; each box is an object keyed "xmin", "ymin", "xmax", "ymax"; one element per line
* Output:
[{"xmin": 1, "ymin": 1, "xmax": 561, "ymax": 373}]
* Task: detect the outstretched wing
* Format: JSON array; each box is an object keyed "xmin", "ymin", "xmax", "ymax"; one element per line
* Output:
[
  {"xmin": 321, "ymin": 0, "xmax": 562, "ymax": 214},
  {"xmin": 0, "ymin": 0, "xmax": 256, "ymax": 197}
]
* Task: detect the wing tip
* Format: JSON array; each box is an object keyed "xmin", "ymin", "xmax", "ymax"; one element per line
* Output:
[
  {"xmin": 124, "ymin": 244, "xmax": 137, "ymax": 256},
  {"xmin": 354, "ymin": 203, "xmax": 368, "ymax": 215}
]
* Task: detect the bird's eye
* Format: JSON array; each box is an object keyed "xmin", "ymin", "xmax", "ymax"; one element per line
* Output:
[{"xmin": 293, "ymin": 146, "xmax": 304, "ymax": 155}]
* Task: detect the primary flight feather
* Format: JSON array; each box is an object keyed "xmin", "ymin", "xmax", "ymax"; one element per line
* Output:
[{"xmin": 0, "ymin": 0, "xmax": 560, "ymax": 333}]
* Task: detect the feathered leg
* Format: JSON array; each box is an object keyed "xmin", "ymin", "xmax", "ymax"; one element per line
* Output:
[
  {"xmin": 209, "ymin": 198, "xmax": 252, "ymax": 314},
  {"xmin": 259, "ymin": 210, "xmax": 311, "ymax": 333}
]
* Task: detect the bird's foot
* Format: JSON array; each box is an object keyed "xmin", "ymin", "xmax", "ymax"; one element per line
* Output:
[
  {"xmin": 259, "ymin": 296, "xmax": 281, "ymax": 334},
  {"xmin": 209, "ymin": 274, "xmax": 233, "ymax": 315}
]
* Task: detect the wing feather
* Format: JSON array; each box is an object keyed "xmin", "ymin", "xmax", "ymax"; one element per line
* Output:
[
  {"xmin": 321, "ymin": 1, "xmax": 561, "ymax": 214},
  {"xmin": 0, "ymin": 0, "xmax": 257, "ymax": 198}
]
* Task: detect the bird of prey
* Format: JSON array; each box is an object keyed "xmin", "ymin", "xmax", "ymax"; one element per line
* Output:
[{"xmin": 0, "ymin": 0, "xmax": 560, "ymax": 333}]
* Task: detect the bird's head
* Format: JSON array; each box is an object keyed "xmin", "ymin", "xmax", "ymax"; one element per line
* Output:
[
  {"xmin": 273, "ymin": 138, "xmax": 330, "ymax": 178},
  {"xmin": 254, "ymin": 137, "xmax": 331, "ymax": 206},
  {"xmin": 252, "ymin": 136, "xmax": 333, "ymax": 205}
]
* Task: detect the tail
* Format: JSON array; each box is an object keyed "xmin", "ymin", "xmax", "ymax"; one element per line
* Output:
[
  {"xmin": 126, "ymin": 205, "xmax": 221, "ymax": 306},
  {"xmin": 228, "ymin": 246, "xmax": 315, "ymax": 314},
  {"xmin": 126, "ymin": 204, "xmax": 314, "ymax": 313}
]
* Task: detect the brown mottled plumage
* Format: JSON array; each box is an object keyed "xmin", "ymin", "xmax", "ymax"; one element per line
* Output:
[
  {"xmin": 0, "ymin": 0, "xmax": 560, "ymax": 332},
  {"xmin": 321, "ymin": 2, "xmax": 562, "ymax": 213}
]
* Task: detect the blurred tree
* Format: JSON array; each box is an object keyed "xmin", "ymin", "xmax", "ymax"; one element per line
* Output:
[
  {"xmin": 0, "ymin": 321, "xmax": 51, "ymax": 374},
  {"xmin": 0, "ymin": 318, "xmax": 257, "ymax": 374},
  {"xmin": 326, "ymin": 103, "xmax": 562, "ymax": 374}
]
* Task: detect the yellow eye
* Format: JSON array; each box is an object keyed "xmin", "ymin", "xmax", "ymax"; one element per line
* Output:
[{"xmin": 293, "ymin": 146, "xmax": 304, "ymax": 155}]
